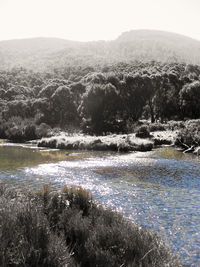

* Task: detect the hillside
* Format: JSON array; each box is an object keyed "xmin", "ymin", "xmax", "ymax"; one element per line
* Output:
[
  {"xmin": 114, "ymin": 30, "xmax": 200, "ymax": 63},
  {"xmin": 0, "ymin": 30, "xmax": 200, "ymax": 70}
]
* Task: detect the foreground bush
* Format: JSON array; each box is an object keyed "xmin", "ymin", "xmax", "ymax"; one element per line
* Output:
[
  {"xmin": 0, "ymin": 184, "xmax": 182, "ymax": 267},
  {"xmin": 0, "ymin": 185, "xmax": 73, "ymax": 267}
]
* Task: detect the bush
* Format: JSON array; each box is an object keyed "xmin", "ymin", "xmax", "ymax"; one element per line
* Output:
[
  {"xmin": 35, "ymin": 123, "xmax": 51, "ymax": 138},
  {"xmin": 0, "ymin": 184, "xmax": 182, "ymax": 267},
  {"xmin": 149, "ymin": 122, "xmax": 166, "ymax": 132},
  {"xmin": 175, "ymin": 120, "xmax": 200, "ymax": 148},
  {"xmin": 0, "ymin": 116, "xmax": 52, "ymax": 142},
  {"xmin": 167, "ymin": 120, "xmax": 185, "ymax": 131},
  {"xmin": 0, "ymin": 185, "xmax": 73, "ymax": 267},
  {"xmin": 135, "ymin": 125, "xmax": 150, "ymax": 138}
]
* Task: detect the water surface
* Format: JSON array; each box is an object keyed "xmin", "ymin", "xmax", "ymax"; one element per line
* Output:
[{"xmin": 0, "ymin": 142, "xmax": 200, "ymax": 266}]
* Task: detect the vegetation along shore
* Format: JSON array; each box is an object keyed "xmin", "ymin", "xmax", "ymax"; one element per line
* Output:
[
  {"xmin": 0, "ymin": 184, "xmax": 182, "ymax": 267},
  {"xmin": 0, "ymin": 58, "xmax": 200, "ymax": 155}
]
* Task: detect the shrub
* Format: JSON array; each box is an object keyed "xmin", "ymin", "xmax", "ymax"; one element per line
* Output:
[
  {"xmin": 61, "ymin": 186, "xmax": 93, "ymax": 216},
  {"xmin": 167, "ymin": 120, "xmax": 185, "ymax": 131},
  {"xmin": 135, "ymin": 125, "xmax": 150, "ymax": 138},
  {"xmin": 149, "ymin": 122, "xmax": 166, "ymax": 132},
  {"xmin": 0, "ymin": 184, "xmax": 182, "ymax": 267},
  {"xmin": 2, "ymin": 116, "xmax": 37, "ymax": 142},
  {"xmin": 35, "ymin": 123, "xmax": 51, "ymax": 138},
  {"xmin": 1, "ymin": 117, "xmax": 52, "ymax": 142},
  {"xmin": 126, "ymin": 120, "xmax": 144, "ymax": 134},
  {"xmin": 0, "ymin": 185, "xmax": 73, "ymax": 267},
  {"xmin": 175, "ymin": 120, "xmax": 200, "ymax": 148}
]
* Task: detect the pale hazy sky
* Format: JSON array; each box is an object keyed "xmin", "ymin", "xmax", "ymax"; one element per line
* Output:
[{"xmin": 0, "ymin": 0, "xmax": 199, "ymax": 41}]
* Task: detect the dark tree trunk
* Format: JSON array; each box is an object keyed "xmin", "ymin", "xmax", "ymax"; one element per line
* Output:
[{"xmin": 148, "ymin": 100, "xmax": 155, "ymax": 123}]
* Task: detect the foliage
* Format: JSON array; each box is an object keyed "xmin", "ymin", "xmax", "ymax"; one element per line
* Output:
[
  {"xmin": 175, "ymin": 120, "xmax": 200, "ymax": 147},
  {"xmin": 0, "ymin": 116, "xmax": 51, "ymax": 142},
  {"xmin": 166, "ymin": 120, "xmax": 185, "ymax": 131},
  {"xmin": 0, "ymin": 185, "xmax": 73, "ymax": 267},
  {"xmin": 180, "ymin": 81, "xmax": 200, "ymax": 119},
  {"xmin": 148, "ymin": 122, "xmax": 166, "ymax": 132},
  {"xmin": 50, "ymin": 85, "xmax": 78, "ymax": 127},
  {"xmin": 0, "ymin": 60, "xmax": 200, "ymax": 138},
  {"xmin": 135, "ymin": 125, "xmax": 151, "ymax": 138},
  {"xmin": 79, "ymin": 82, "xmax": 121, "ymax": 134},
  {"xmin": 0, "ymin": 184, "xmax": 182, "ymax": 267}
]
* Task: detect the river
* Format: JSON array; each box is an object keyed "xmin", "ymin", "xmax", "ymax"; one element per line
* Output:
[{"xmin": 0, "ymin": 141, "xmax": 200, "ymax": 266}]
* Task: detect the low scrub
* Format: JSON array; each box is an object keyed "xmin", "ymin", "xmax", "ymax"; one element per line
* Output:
[
  {"xmin": 0, "ymin": 184, "xmax": 182, "ymax": 267},
  {"xmin": 135, "ymin": 125, "xmax": 151, "ymax": 138},
  {"xmin": 38, "ymin": 133, "xmax": 154, "ymax": 152},
  {"xmin": 175, "ymin": 120, "xmax": 200, "ymax": 148},
  {"xmin": 166, "ymin": 121, "xmax": 185, "ymax": 131},
  {"xmin": 148, "ymin": 122, "xmax": 166, "ymax": 132},
  {"xmin": 0, "ymin": 116, "xmax": 51, "ymax": 142},
  {"xmin": 0, "ymin": 185, "xmax": 73, "ymax": 267}
]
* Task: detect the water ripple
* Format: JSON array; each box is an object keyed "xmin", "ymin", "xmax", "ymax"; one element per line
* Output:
[{"xmin": 1, "ymin": 146, "xmax": 200, "ymax": 265}]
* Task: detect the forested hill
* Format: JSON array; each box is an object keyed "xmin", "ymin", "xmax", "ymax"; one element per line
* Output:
[
  {"xmin": 0, "ymin": 30, "xmax": 200, "ymax": 70},
  {"xmin": 115, "ymin": 30, "xmax": 200, "ymax": 64}
]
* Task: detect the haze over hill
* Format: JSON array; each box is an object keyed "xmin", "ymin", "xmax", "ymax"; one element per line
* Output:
[{"xmin": 0, "ymin": 30, "xmax": 200, "ymax": 70}]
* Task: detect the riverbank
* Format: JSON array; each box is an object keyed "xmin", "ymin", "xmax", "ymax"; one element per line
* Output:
[
  {"xmin": 4, "ymin": 120, "xmax": 199, "ymax": 155},
  {"xmin": 38, "ymin": 133, "xmax": 154, "ymax": 152},
  {"xmin": 37, "ymin": 130, "xmax": 179, "ymax": 152},
  {"xmin": 0, "ymin": 184, "xmax": 182, "ymax": 267},
  {"xmin": 151, "ymin": 130, "xmax": 178, "ymax": 146},
  {"xmin": 174, "ymin": 120, "xmax": 200, "ymax": 155}
]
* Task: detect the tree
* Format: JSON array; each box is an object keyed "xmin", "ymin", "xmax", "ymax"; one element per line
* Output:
[
  {"xmin": 4, "ymin": 86, "xmax": 32, "ymax": 101},
  {"xmin": 31, "ymin": 98, "xmax": 51, "ymax": 125},
  {"xmin": 38, "ymin": 83, "xmax": 59, "ymax": 98},
  {"xmin": 120, "ymin": 74, "xmax": 149, "ymax": 122},
  {"xmin": 79, "ymin": 83, "xmax": 120, "ymax": 134},
  {"xmin": 70, "ymin": 82, "xmax": 86, "ymax": 107},
  {"xmin": 51, "ymin": 85, "xmax": 78, "ymax": 127},
  {"xmin": 180, "ymin": 81, "xmax": 200, "ymax": 119},
  {"xmin": 151, "ymin": 73, "xmax": 182, "ymax": 122},
  {"xmin": 141, "ymin": 75, "xmax": 155, "ymax": 123},
  {"xmin": 3, "ymin": 100, "xmax": 33, "ymax": 120}
]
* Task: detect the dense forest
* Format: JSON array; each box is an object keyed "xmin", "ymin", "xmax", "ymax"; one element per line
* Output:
[
  {"xmin": 1, "ymin": 30, "xmax": 200, "ymax": 141},
  {"xmin": 0, "ymin": 60, "xmax": 200, "ymax": 141}
]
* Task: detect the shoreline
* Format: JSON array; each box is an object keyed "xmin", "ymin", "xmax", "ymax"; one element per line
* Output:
[
  {"xmin": 3, "ymin": 129, "xmax": 199, "ymax": 156},
  {"xmin": 37, "ymin": 130, "xmax": 177, "ymax": 152},
  {"xmin": 1, "ymin": 130, "xmax": 178, "ymax": 152},
  {"xmin": 37, "ymin": 133, "xmax": 153, "ymax": 152}
]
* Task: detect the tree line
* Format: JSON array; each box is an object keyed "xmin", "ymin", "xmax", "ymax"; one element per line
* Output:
[{"xmin": 0, "ymin": 61, "xmax": 200, "ymax": 139}]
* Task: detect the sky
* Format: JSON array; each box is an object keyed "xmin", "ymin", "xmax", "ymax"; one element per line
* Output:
[{"xmin": 0, "ymin": 0, "xmax": 199, "ymax": 42}]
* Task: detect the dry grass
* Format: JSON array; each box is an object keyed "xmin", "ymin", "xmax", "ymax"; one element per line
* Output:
[
  {"xmin": 38, "ymin": 133, "xmax": 154, "ymax": 152},
  {"xmin": 151, "ymin": 130, "xmax": 178, "ymax": 145}
]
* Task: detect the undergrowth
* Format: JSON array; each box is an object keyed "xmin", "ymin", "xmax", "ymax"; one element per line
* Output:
[
  {"xmin": 0, "ymin": 184, "xmax": 182, "ymax": 267},
  {"xmin": 175, "ymin": 120, "xmax": 200, "ymax": 147}
]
